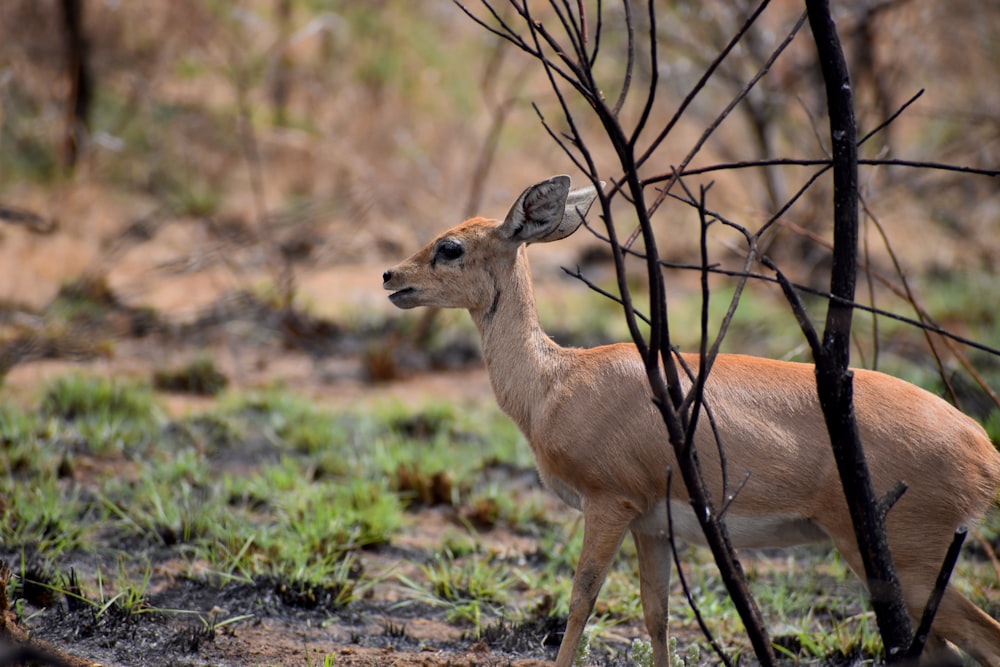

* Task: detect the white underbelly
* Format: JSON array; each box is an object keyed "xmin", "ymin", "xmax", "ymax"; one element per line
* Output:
[
  {"xmin": 631, "ymin": 499, "xmax": 829, "ymax": 549},
  {"xmin": 543, "ymin": 472, "xmax": 827, "ymax": 550}
]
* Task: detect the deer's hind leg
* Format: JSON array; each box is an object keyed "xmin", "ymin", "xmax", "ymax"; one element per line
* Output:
[
  {"xmin": 824, "ymin": 511, "xmax": 1000, "ymax": 666},
  {"xmin": 886, "ymin": 517, "xmax": 1000, "ymax": 666},
  {"xmin": 917, "ymin": 582, "xmax": 1000, "ymax": 666}
]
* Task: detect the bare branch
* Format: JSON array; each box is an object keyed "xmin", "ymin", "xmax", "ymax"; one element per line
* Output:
[
  {"xmin": 610, "ymin": 0, "xmax": 634, "ymax": 117},
  {"xmin": 635, "ymin": 0, "xmax": 773, "ymax": 170},
  {"xmin": 664, "ymin": 469, "xmax": 733, "ymax": 666},
  {"xmin": 760, "ymin": 256, "xmax": 823, "ymax": 356},
  {"xmin": 644, "ymin": 10, "xmax": 808, "ymax": 222}
]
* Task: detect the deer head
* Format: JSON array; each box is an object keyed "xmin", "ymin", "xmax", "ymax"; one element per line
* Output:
[{"xmin": 382, "ymin": 175, "xmax": 600, "ymax": 312}]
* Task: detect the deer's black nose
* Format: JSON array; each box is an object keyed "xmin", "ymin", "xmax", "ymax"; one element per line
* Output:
[{"xmin": 382, "ymin": 270, "xmax": 392, "ymax": 284}]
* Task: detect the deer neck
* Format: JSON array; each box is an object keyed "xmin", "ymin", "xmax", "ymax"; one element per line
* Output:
[{"xmin": 470, "ymin": 247, "xmax": 563, "ymax": 437}]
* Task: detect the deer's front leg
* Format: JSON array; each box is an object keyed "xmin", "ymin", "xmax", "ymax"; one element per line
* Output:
[
  {"xmin": 554, "ymin": 498, "xmax": 635, "ymax": 667},
  {"xmin": 632, "ymin": 530, "xmax": 673, "ymax": 667}
]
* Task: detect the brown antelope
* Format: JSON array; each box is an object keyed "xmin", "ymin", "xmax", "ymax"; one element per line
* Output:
[{"xmin": 381, "ymin": 175, "xmax": 1000, "ymax": 666}]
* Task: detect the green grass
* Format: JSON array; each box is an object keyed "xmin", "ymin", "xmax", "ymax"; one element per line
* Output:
[
  {"xmin": 398, "ymin": 548, "xmax": 517, "ymax": 627},
  {"xmin": 1, "ymin": 371, "xmax": 997, "ymax": 664},
  {"xmin": 0, "ymin": 375, "xmax": 545, "ymax": 622},
  {"xmin": 3, "ymin": 478, "xmax": 93, "ymax": 554},
  {"xmin": 37, "ymin": 374, "xmax": 163, "ymax": 457},
  {"xmin": 153, "ymin": 355, "xmax": 228, "ymax": 396}
]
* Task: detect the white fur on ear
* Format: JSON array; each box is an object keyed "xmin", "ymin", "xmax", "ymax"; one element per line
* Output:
[{"xmin": 543, "ymin": 181, "xmax": 603, "ymax": 243}]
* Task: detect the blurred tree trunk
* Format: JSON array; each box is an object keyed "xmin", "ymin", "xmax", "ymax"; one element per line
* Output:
[
  {"xmin": 59, "ymin": 0, "xmax": 91, "ymax": 169},
  {"xmin": 271, "ymin": 0, "xmax": 292, "ymax": 126}
]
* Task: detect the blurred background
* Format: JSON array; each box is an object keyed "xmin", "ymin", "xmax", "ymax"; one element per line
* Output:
[{"xmin": 0, "ymin": 0, "xmax": 998, "ymax": 419}]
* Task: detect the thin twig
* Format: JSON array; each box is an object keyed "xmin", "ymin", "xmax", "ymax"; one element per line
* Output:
[
  {"xmin": 859, "ymin": 193, "xmax": 957, "ymax": 403},
  {"xmin": 642, "ymin": 10, "xmax": 808, "ymax": 225},
  {"xmin": 635, "ymin": 0, "xmax": 773, "ymax": 170}
]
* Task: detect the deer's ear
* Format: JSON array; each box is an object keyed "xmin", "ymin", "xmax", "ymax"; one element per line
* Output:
[
  {"xmin": 500, "ymin": 176, "xmax": 603, "ymax": 244},
  {"xmin": 499, "ymin": 175, "xmax": 571, "ymax": 243}
]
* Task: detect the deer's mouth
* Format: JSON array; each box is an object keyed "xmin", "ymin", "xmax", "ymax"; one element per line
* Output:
[{"xmin": 387, "ymin": 287, "xmax": 417, "ymax": 307}]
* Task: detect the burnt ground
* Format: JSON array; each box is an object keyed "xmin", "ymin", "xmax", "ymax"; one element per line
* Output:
[
  {"xmin": 1, "ymin": 452, "xmax": 645, "ymax": 667},
  {"xmin": 0, "ymin": 277, "xmax": 653, "ymax": 667},
  {"xmin": 3, "ymin": 537, "xmax": 575, "ymax": 667}
]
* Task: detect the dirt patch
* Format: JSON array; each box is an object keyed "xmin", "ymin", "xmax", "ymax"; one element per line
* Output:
[
  {"xmin": 2, "ymin": 502, "xmax": 646, "ymax": 667},
  {"xmin": 11, "ymin": 573, "xmax": 549, "ymax": 667}
]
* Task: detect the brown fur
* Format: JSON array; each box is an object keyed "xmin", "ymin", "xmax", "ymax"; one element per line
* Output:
[{"xmin": 383, "ymin": 176, "xmax": 1000, "ymax": 666}]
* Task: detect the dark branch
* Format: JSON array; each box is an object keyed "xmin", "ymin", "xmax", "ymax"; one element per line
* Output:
[{"xmin": 806, "ymin": 0, "xmax": 913, "ymax": 657}]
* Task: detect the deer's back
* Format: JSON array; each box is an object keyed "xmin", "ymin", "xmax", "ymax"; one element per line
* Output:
[{"xmin": 530, "ymin": 346, "xmax": 1000, "ymax": 534}]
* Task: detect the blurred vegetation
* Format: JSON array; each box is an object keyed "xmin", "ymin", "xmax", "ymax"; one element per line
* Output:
[{"xmin": 0, "ymin": 1, "xmax": 995, "ymax": 398}]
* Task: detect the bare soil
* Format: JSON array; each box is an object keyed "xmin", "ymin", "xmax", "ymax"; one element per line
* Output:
[{"xmin": 5, "ymin": 514, "xmax": 581, "ymax": 667}]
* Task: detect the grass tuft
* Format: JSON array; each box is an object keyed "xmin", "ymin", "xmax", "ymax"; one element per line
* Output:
[
  {"xmin": 40, "ymin": 374, "xmax": 161, "ymax": 430},
  {"xmin": 153, "ymin": 356, "xmax": 229, "ymax": 396}
]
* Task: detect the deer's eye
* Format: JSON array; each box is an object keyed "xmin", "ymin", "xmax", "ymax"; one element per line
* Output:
[{"xmin": 435, "ymin": 239, "xmax": 465, "ymax": 262}]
